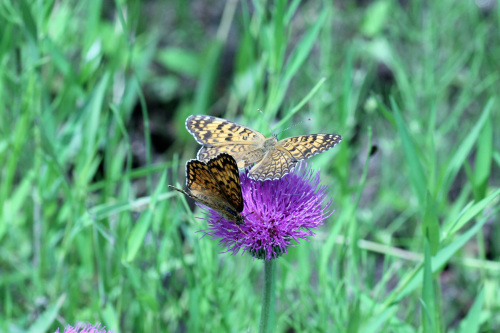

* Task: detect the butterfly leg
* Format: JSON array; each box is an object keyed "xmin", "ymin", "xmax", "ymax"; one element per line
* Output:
[{"xmin": 214, "ymin": 215, "xmax": 248, "ymax": 236}]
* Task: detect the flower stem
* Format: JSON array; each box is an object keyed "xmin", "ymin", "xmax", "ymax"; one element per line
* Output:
[{"xmin": 259, "ymin": 259, "xmax": 276, "ymax": 333}]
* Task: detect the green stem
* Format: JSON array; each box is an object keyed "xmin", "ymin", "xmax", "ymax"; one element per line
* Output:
[{"xmin": 259, "ymin": 259, "xmax": 276, "ymax": 333}]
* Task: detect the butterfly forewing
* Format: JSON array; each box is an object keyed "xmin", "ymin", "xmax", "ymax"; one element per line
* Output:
[
  {"xmin": 186, "ymin": 115, "xmax": 265, "ymax": 146},
  {"xmin": 183, "ymin": 160, "xmax": 226, "ymax": 203},
  {"xmin": 248, "ymin": 134, "xmax": 342, "ymax": 180},
  {"xmin": 169, "ymin": 154, "xmax": 245, "ymax": 226},
  {"xmin": 206, "ymin": 153, "xmax": 244, "ymax": 212},
  {"xmin": 277, "ymin": 134, "xmax": 342, "ymax": 160}
]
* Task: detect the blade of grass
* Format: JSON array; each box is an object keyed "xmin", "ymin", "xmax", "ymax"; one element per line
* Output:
[
  {"xmin": 273, "ymin": 77, "xmax": 327, "ymax": 131},
  {"xmin": 398, "ymin": 211, "xmax": 495, "ymax": 304},
  {"xmin": 282, "ymin": 9, "xmax": 328, "ymax": 84},
  {"xmin": 444, "ymin": 188, "xmax": 500, "ymax": 236},
  {"xmin": 423, "ymin": 192, "xmax": 440, "ymax": 255},
  {"xmin": 391, "ymin": 97, "xmax": 427, "ymax": 206},
  {"xmin": 28, "ymin": 294, "xmax": 66, "ymax": 333},
  {"xmin": 473, "ymin": 118, "xmax": 492, "ymax": 200},
  {"xmin": 376, "ymin": 200, "xmax": 499, "ymax": 319},
  {"xmin": 439, "ymin": 98, "xmax": 494, "ymax": 195},
  {"xmin": 126, "ymin": 169, "xmax": 168, "ymax": 262},
  {"xmin": 458, "ymin": 287, "xmax": 484, "ymax": 333},
  {"xmin": 421, "ymin": 239, "xmax": 437, "ymax": 333}
]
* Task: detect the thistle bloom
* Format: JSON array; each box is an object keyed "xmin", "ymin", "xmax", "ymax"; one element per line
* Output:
[
  {"xmin": 55, "ymin": 323, "xmax": 115, "ymax": 333},
  {"xmin": 201, "ymin": 162, "xmax": 332, "ymax": 260}
]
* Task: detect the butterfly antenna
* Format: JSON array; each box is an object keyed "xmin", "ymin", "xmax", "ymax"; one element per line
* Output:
[
  {"xmin": 275, "ymin": 118, "xmax": 313, "ymax": 138},
  {"xmin": 244, "ymin": 211, "xmax": 255, "ymax": 218},
  {"xmin": 257, "ymin": 109, "xmax": 274, "ymax": 136}
]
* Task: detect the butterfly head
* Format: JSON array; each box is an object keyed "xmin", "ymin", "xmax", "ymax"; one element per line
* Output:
[
  {"xmin": 236, "ymin": 215, "xmax": 245, "ymax": 225},
  {"xmin": 223, "ymin": 207, "xmax": 245, "ymax": 225},
  {"xmin": 263, "ymin": 135, "xmax": 279, "ymax": 149}
]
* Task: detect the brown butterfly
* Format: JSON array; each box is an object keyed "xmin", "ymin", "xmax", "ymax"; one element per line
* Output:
[
  {"xmin": 169, "ymin": 153, "xmax": 245, "ymax": 226},
  {"xmin": 186, "ymin": 115, "xmax": 342, "ymax": 180}
]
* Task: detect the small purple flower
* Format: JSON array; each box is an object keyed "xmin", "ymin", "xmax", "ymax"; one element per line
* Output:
[
  {"xmin": 201, "ymin": 162, "xmax": 333, "ymax": 261},
  {"xmin": 55, "ymin": 323, "xmax": 115, "ymax": 333}
]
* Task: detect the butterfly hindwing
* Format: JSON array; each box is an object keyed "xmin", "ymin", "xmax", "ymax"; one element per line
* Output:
[
  {"xmin": 250, "ymin": 146, "xmax": 297, "ymax": 181},
  {"xmin": 197, "ymin": 145, "xmax": 263, "ymax": 168}
]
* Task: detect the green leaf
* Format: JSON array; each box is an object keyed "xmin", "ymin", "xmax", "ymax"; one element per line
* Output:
[
  {"xmin": 282, "ymin": 9, "xmax": 328, "ymax": 83},
  {"xmin": 157, "ymin": 47, "xmax": 201, "ymax": 77},
  {"xmin": 101, "ymin": 302, "xmax": 119, "ymax": 332},
  {"xmin": 422, "ymin": 240, "xmax": 436, "ymax": 333},
  {"xmin": 347, "ymin": 299, "xmax": 361, "ymax": 333},
  {"xmin": 273, "ymin": 77, "xmax": 327, "ymax": 131},
  {"xmin": 126, "ymin": 209, "xmax": 153, "ymax": 262},
  {"xmin": 423, "ymin": 192, "xmax": 440, "ymax": 255},
  {"xmin": 42, "ymin": 37, "xmax": 78, "ymax": 86},
  {"xmin": 441, "ymin": 98, "xmax": 493, "ymax": 195},
  {"xmin": 125, "ymin": 169, "xmax": 167, "ymax": 262},
  {"xmin": 193, "ymin": 42, "xmax": 223, "ymax": 114},
  {"xmin": 360, "ymin": 0, "xmax": 392, "ymax": 37},
  {"xmin": 445, "ymin": 188, "xmax": 500, "ymax": 236},
  {"xmin": 473, "ymin": 118, "xmax": 492, "ymax": 199},
  {"xmin": 458, "ymin": 287, "xmax": 484, "ymax": 333},
  {"xmin": 84, "ymin": 72, "xmax": 111, "ymax": 158},
  {"xmin": 398, "ymin": 213, "xmax": 492, "ymax": 302},
  {"xmin": 392, "ymin": 98, "xmax": 427, "ymax": 205},
  {"xmin": 28, "ymin": 294, "xmax": 65, "ymax": 333},
  {"xmin": 19, "ymin": 0, "xmax": 38, "ymax": 43}
]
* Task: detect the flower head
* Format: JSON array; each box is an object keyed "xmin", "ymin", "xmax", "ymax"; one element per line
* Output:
[
  {"xmin": 200, "ymin": 162, "xmax": 333, "ymax": 260},
  {"xmin": 55, "ymin": 323, "xmax": 114, "ymax": 333}
]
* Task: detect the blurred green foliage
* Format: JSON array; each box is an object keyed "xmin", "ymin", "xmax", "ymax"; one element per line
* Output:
[{"xmin": 0, "ymin": 0, "xmax": 499, "ymax": 332}]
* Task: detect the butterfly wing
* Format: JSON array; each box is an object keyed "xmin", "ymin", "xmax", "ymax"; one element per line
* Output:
[
  {"xmin": 206, "ymin": 153, "xmax": 244, "ymax": 213},
  {"xmin": 173, "ymin": 158, "xmax": 244, "ymax": 224},
  {"xmin": 186, "ymin": 115, "xmax": 266, "ymax": 165},
  {"xmin": 248, "ymin": 134, "xmax": 342, "ymax": 180},
  {"xmin": 168, "ymin": 184, "xmax": 219, "ymax": 210},
  {"xmin": 277, "ymin": 134, "xmax": 342, "ymax": 160},
  {"xmin": 186, "ymin": 115, "xmax": 266, "ymax": 146},
  {"xmin": 182, "ymin": 159, "xmax": 228, "ymax": 206},
  {"xmin": 248, "ymin": 147, "xmax": 297, "ymax": 180}
]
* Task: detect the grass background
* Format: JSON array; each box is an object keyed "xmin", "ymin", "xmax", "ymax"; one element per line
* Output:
[{"xmin": 1, "ymin": 0, "xmax": 499, "ymax": 332}]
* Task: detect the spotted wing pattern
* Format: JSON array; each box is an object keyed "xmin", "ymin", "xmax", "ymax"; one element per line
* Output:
[
  {"xmin": 206, "ymin": 153, "xmax": 244, "ymax": 212},
  {"xmin": 249, "ymin": 134, "xmax": 342, "ymax": 180},
  {"xmin": 168, "ymin": 153, "xmax": 245, "ymax": 225},
  {"xmin": 186, "ymin": 115, "xmax": 266, "ymax": 163},
  {"xmin": 185, "ymin": 115, "xmax": 342, "ymax": 181},
  {"xmin": 249, "ymin": 147, "xmax": 297, "ymax": 181},
  {"xmin": 277, "ymin": 134, "xmax": 342, "ymax": 160}
]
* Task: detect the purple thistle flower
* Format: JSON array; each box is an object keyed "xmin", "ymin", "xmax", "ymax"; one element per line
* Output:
[
  {"xmin": 55, "ymin": 323, "xmax": 115, "ymax": 333},
  {"xmin": 200, "ymin": 162, "xmax": 333, "ymax": 261}
]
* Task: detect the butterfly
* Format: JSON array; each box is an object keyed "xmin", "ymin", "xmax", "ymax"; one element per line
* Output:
[
  {"xmin": 186, "ymin": 115, "xmax": 342, "ymax": 181},
  {"xmin": 169, "ymin": 153, "xmax": 245, "ymax": 226}
]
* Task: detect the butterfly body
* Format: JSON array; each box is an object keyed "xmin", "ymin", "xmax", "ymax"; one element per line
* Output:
[
  {"xmin": 186, "ymin": 115, "xmax": 342, "ymax": 181},
  {"xmin": 169, "ymin": 153, "xmax": 245, "ymax": 225}
]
